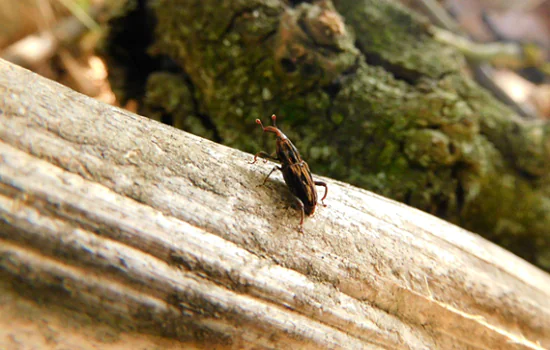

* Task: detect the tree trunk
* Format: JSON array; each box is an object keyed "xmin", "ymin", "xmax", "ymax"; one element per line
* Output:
[
  {"xmin": 101, "ymin": 0, "xmax": 550, "ymax": 272},
  {"xmin": 1, "ymin": 59, "xmax": 549, "ymax": 349}
]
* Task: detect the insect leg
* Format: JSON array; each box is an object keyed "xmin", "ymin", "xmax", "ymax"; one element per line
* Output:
[
  {"xmin": 261, "ymin": 166, "xmax": 282, "ymax": 185},
  {"xmin": 314, "ymin": 181, "xmax": 328, "ymax": 206},
  {"xmin": 294, "ymin": 197, "xmax": 305, "ymax": 233},
  {"xmin": 250, "ymin": 151, "xmax": 279, "ymax": 164}
]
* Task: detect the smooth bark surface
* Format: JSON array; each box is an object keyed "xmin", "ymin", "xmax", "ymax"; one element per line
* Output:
[{"xmin": 1, "ymin": 60, "xmax": 549, "ymax": 349}]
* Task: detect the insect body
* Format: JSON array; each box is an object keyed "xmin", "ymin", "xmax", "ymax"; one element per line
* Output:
[{"xmin": 251, "ymin": 114, "xmax": 328, "ymax": 232}]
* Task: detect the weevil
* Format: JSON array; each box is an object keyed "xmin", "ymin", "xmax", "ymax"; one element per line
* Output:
[{"xmin": 250, "ymin": 114, "xmax": 328, "ymax": 232}]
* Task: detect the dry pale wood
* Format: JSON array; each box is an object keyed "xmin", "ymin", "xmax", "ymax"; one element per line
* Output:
[{"xmin": 0, "ymin": 58, "xmax": 549, "ymax": 349}]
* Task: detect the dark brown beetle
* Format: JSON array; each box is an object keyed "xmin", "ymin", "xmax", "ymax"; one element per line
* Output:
[{"xmin": 250, "ymin": 114, "xmax": 328, "ymax": 232}]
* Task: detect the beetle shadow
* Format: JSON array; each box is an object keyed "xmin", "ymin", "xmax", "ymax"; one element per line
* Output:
[{"xmin": 254, "ymin": 174, "xmax": 304, "ymax": 217}]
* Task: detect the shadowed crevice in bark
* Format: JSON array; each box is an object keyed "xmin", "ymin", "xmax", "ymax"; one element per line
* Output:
[
  {"xmin": 182, "ymin": 73, "xmax": 223, "ymax": 143},
  {"xmin": 361, "ymin": 49, "xmax": 421, "ymax": 85},
  {"xmin": 100, "ymin": 0, "xmax": 160, "ymax": 104}
]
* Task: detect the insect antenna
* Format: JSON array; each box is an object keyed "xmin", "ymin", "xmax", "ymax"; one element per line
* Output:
[
  {"xmin": 256, "ymin": 115, "xmax": 285, "ymax": 138},
  {"xmin": 271, "ymin": 114, "xmax": 278, "ymax": 127}
]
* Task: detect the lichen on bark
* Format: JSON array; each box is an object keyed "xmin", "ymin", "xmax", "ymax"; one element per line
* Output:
[{"xmin": 101, "ymin": 0, "xmax": 550, "ymax": 270}]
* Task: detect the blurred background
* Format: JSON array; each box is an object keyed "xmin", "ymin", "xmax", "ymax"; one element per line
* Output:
[
  {"xmin": 1, "ymin": 0, "xmax": 550, "ymax": 119},
  {"xmin": 0, "ymin": 0, "xmax": 116, "ymax": 107}
]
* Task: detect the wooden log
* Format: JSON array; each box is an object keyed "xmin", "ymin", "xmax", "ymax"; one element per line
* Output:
[{"xmin": 0, "ymin": 59, "xmax": 549, "ymax": 349}]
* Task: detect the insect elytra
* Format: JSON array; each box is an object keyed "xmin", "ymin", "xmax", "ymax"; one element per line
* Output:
[{"xmin": 251, "ymin": 114, "xmax": 327, "ymax": 232}]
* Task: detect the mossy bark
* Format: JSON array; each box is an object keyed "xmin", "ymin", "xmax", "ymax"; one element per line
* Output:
[{"xmin": 101, "ymin": 0, "xmax": 550, "ymax": 270}]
